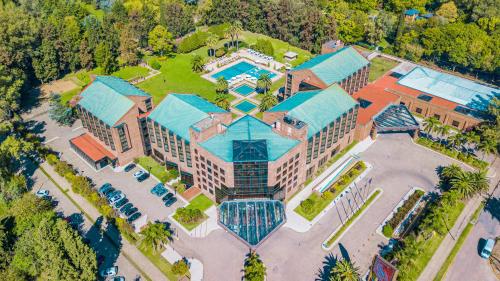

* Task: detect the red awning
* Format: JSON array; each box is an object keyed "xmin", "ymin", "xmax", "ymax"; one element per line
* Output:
[{"xmin": 70, "ymin": 133, "xmax": 117, "ymax": 162}]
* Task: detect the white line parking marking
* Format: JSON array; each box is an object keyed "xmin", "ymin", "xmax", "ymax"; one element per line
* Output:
[
  {"xmin": 72, "ymin": 126, "xmax": 83, "ymax": 132},
  {"xmin": 43, "ymin": 136, "xmax": 60, "ymax": 144}
]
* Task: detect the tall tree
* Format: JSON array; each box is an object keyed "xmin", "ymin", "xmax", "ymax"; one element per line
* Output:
[
  {"xmin": 423, "ymin": 117, "xmax": 440, "ymax": 137},
  {"xmin": 215, "ymin": 94, "xmax": 230, "ymax": 110},
  {"xmin": 159, "ymin": 1, "xmax": 195, "ymax": 38},
  {"xmin": 140, "ymin": 222, "xmax": 172, "ymax": 253},
  {"xmin": 259, "ymin": 93, "xmax": 278, "ymax": 112},
  {"xmin": 330, "ymin": 259, "xmax": 360, "ymax": 281},
  {"xmin": 148, "ymin": 25, "xmax": 174, "ymax": 56},
  {"xmin": 215, "ymin": 77, "xmax": 229, "ymax": 94},
  {"xmin": 32, "ymin": 40, "xmax": 59, "ymax": 83},
  {"xmin": 243, "ymin": 251, "xmax": 266, "ymax": 281},
  {"xmin": 119, "ymin": 25, "xmax": 140, "ymax": 65},
  {"xmin": 205, "ymin": 33, "xmax": 219, "ymax": 57},
  {"xmin": 191, "ymin": 55, "xmax": 205, "ymax": 73},
  {"xmin": 257, "ymin": 74, "xmax": 272, "ymax": 94},
  {"xmin": 95, "ymin": 42, "xmax": 118, "ymax": 74}
]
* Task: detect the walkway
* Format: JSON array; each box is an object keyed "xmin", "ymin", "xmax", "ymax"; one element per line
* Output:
[{"xmin": 40, "ymin": 162, "xmax": 169, "ymax": 281}]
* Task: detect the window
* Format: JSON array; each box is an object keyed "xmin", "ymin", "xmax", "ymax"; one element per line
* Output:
[
  {"xmin": 295, "ymin": 153, "xmax": 300, "ymax": 160},
  {"xmin": 277, "ymin": 167, "xmax": 281, "ymax": 173},
  {"xmin": 306, "ymin": 137, "xmax": 313, "ymax": 164},
  {"xmin": 415, "ymin": 107, "xmax": 423, "ymax": 114},
  {"xmin": 154, "ymin": 122, "xmax": 162, "ymax": 145},
  {"xmin": 327, "ymin": 122, "xmax": 334, "ymax": 148},
  {"xmin": 147, "ymin": 120, "xmax": 155, "ymax": 143},
  {"xmin": 185, "ymin": 141, "xmax": 192, "ymax": 167},
  {"xmin": 161, "ymin": 127, "xmax": 169, "ymax": 152},
  {"xmin": 207, "ymin": 160, "xmax": 212, "ymax": 167},
  {"xmin": 320, "ymin": 127, "xmax": 327, "ymax": 153},
  {"xmin": 168, "ymin": 131, "xmax": 177, "ymax": 157},
  {"xmin": 117, "ymin": 124, "xmax": 130, "ymax": 152},
  {"xmin": 417, "ymin": 94, "xmax": 433, "ymax": 102},
  {"xmin": 176, "ymin": 135, "xmax": 184, "ymax": 162},
  {"xmin": 313, "ymin": 132, "xmax": 320, "ymax": 159},
  {"xmin": 452, "ymin": 120, "xmax": 460, "ymax": 127},
  {"xmin": 145, "ymin": 98, "xmax": 152, "ymax": 111},
  {"xmin": 213, "ymin": 164, "xmax": 218, "ymax": 171},
  {"xmin": 220, "ymin": 169, "xmax": 225, "ymax": 175}
]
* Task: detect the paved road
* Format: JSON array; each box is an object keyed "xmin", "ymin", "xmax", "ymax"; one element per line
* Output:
[
  {"xmin": 445, "ymin": 186, "xmax": 500, "ymax": 281},
  {"xmin": 32, "ymin": 168, "xmax": 142, "ymax": 280}
]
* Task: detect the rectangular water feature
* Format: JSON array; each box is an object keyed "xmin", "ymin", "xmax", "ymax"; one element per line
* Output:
[
  {"xmin": 212, "ymin": 61, "xmax": 277, "ymax": 81},
  {"xmin": 233, "ymin": 84, "xmax": 255, "ymax": 96},
  {"xmin": 234, "ymin": 100, "xmax": 257, "ymax": 113}
]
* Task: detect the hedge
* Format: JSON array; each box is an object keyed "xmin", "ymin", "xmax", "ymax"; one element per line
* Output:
[
  {"xmin": 382, "ymin": 190, "xmax": 424, "ymax": 238},
  {"xmin": 207, "ymin": 23, "xmax": 230, "ymax": 39},
  {"xmin": 416, "ymin": 137, "xmax": 488, "ymax": 170},
  {"xmin": 177, "ymin": 31, "xmax": 210, "ymax": 53},
  {"xmin": 252, "ymin": 39, "xmax": 274, "ymax": 56}
]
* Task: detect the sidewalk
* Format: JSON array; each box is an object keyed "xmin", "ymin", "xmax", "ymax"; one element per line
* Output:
[{"xmin": 40, "ymin": 162, "xmax": 169, "ymax": 281}]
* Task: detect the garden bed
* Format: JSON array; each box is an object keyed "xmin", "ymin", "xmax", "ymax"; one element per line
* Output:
[
  {"xmin": 416, "ymin": 137, "xmax": 488, "ymax": 169},
  {"xmin": 295, "ymin": 161, "xmax": 367, "ymax": 221},
  {"xmin": 381, "ymin": 189, "xmax": 425, "ymax": 238},
  {"xmin": 172, "ymin": 194, "xmax": 214, "ymax": 231}
]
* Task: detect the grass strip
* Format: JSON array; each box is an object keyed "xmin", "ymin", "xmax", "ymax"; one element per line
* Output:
[
  {"xmin": 40, "ymin": 166, "xmax": 156, "ymax": 281},
  {"xmin": 433, "ymin": 202, "xmax": 485, "ymax": 281},
  {"xmin": 325, "ymin": 189, "xmax": 381, "ymax": 248}
]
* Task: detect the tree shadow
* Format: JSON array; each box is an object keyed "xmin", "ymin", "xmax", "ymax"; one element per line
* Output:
[
  {"xmin": 315, "ymin": 253, "xmax": 338, "ymax": 281},
  {"xmin": 338, "ymin": 243, "xmax": 351, "ymax": 262},
  {"xmin": 85, "ymin": 216, "xmax": 122, "ymax": 273},
  {"xmin": 484, "ymin": 196, "xmax": 500, "ymax": 222},
  {"xmin": 20, "ymin": 87, "xmax": 43, "ymax": 113}
]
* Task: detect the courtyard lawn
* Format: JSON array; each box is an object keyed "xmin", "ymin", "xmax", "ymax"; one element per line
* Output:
[
  {"xmin": 135, "ymin": 156, "xmax": 178, "ymax": 183},
  {"xmin": 137, "ymin": 55, "xmax": 236, "ymax": 104},
  {"xmin": 173, "ymin": 194, "xmax": 214, "ymax": 231},
  {"xmin": 60, "ymin": 87, "xmax": 82, "ymax": 105},
  {"xmin": 369, "ymin": 56, "xmax": 400, "ymax": 82},
  {"xmin": 112, "ymin": 66, "xmax": 150, "ymax": 81}
]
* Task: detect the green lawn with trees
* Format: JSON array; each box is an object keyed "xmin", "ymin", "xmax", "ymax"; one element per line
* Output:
[
  {"xmin": 173, "ymin": 194, "xmax": 214, "ymax": 231},
  {"xmin": 135, "ymin": 156, "xmax": 179, "ymax": 183}
]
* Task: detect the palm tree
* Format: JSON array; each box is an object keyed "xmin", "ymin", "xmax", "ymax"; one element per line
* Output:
[
  {"xmin": 257, "ymin": 74, "xmax": 272, "ymax": 94},
  {"xmin": 259, "ymin": 92, "xmax": 277, "ymax": 112},
  {"xmin": 439, "ymin": 164, "xmax": 462, "ymax": 190},
  {"xmin": 330, "ymin": 259, "xmax": 360, "ymax": 281},
  {"xmin": 215, "ymin": 94, "xmax": 230, "ymax": 110},
  {"xmin": 448, "ymin": 132, "xmax": 465, "ymax": 150},
  {"xmin": 243, "ymin": 251, "xmax": 266, "ymax": 281},
  {"xmin": 437, "ymin": 124, "xmax": 451, "ymax": 145},
  {"xmin": 140, "ymin": 222, "xmax": 172, "ymax": 253},
  {"xmin": 215, "ymin": 77, "xmax": 229, "ymax": 94},
  {"xmin": 232, "ymin": 21, "xmax": 243, "ymax": 50},
  {"xmin": 464, "ymin": 130, "xmax": 480, "ymax": 154},
  {"xmin": 191, "ymin": 55, "xmax": 204, "ymax": 73},
  {"xmin": 477, "ymin": 138, "xmax": 496, "ymax": 161},
  {"xmin": 206, "ymin": 33, "xmax": 219, "ymax": 57},
  {"xmin": 422, "ymin": 117, "xmax": 440, "ymax": 138}
]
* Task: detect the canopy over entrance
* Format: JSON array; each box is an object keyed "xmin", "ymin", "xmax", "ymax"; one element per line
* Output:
[
  {"xmin": 218, "ymin": 200, "xmax": 285, "ymax": 248},
  {"xmin": 374, "ymin": 105, "xmax": 419, "ymax": 133}
]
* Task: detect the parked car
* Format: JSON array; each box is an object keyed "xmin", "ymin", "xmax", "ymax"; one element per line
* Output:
[
  {"xmin": 162, "ymin": 192, "xmax": 174, "ymax": 202},
  {"xmin": 124, "ymin": 163, "xmax": 135, "ymax": 172},
  {"xmin": 114, "ymin": 198, "xmax": 129, "ymax": 209},
  {"xmin": 102, "ymin": 187, "xmax": 116, "ymax": 197},
  {"xmin": 480, "ymin": 238, "xmax": 495, "ymax": 259},
  {"xmin": 127, "ymin": 212, "xmax": 141, "ymax": 223},
  {"xmin": 133, "ymin": 170, "xmax": 146, "ymax": 178},
  {"xmin": 112, "ymin": 276, "xmax": 125, "ymax": 281},
  {"xmin": 98, "ymin": 183, "xmax": 112, "ymax": 194},
  {"xmin": 109, "ymin": 193, "xmax": 125, "ymax": 204},
  {"xmin": 99, "ymin": 266, "xmax": 118, "ymax": 278},
  {"xmin": 120, "ymin": 203, "xmax": 134, "ymax": 213},
  {"xmin": 35, "ymin": 189, "xmax": 49, "ymax": 198},
  {"xmin": 137, "ymin": 172, "xmax": 150, "ymax": 182},
  {"xmin": 164, "ymin": 197, "xmax": 177, "ymax": 207},
  {"xmin": 124, "ymin": 207, "xmax": 138, "ymax": 216},
  {"xmin": 151, "ymin": 183, "xmax": 167, "ymax": 197},
  {"xmin": 106, "ymin": 189, "xmax": 120, "ymax": 200}
]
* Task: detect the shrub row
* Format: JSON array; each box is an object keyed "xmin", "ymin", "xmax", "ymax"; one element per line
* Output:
[
  {"xmin": 382, "ymin": 190, "xmax": 424, "ymax": 238},
  {"xmin": 417, "ymin": 137, "xmax": 488, "ymax": 170},
  {"xmin": 45, "ymin": 154, "xmax": 138, "ymax": 242},
  {"xmin": 177, "ymin": 31, "xmax": 210, "ymax": 53},
  {"xmin": 328, "ymin": 161, "xmax": 366, "ymax": 193}
]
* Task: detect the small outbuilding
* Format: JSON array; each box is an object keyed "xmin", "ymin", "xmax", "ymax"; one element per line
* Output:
[{"xmin": 283, "ymin": 51, "xmax": 298, "ymax": 61}]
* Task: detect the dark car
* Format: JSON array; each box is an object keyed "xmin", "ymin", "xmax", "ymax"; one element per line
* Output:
[
  {"xmin": 102, "ymin": 187, "xmax": 116, "ymax": 197},
  {"xmin": 137, "ymin": 172, "xmax": 150, "ymax": 182},
  {"xmin": 99, "ymin": 183, "xmax": 112, "ymax": 194},
  {"xmin": 151, "ymin": 183, "xmax": 167, "ymax": 197},
  {"xmin": 164, "ymin": 197, "xmax": 177, "ymax": 207},
  {"xmin": 127, "ymin": 212, "xmax": 141, "ymax": 223},
  {"xmin": 124, "ymin": 163, "xmax": 136, "ymax": 172},
  {"xmin": 106, "ymin": 189, "xmax": 120, "ymax": 200},
  {"xmin": 162, "ymin": 192, "xmax": 174, "ymax": 202},
  {"xmin": 120, "ymin": 203, "xmax": 134, "ymax": 213},
  {"xmin": 124, "ymin": 207, "xmax": 138, "ymax": 216},
  {"xmin": 114, "ymin": 197, "xmax": 129, "ymax": 209}
]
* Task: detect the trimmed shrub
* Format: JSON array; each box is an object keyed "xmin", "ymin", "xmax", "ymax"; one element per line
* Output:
[
  {"xmin": 300, "ymin": 198, "xmax": 315, "ymax": 214},
  {"xmin": 382, "ymin": 224, "xmax": 394, "ymax": 238},
  {"xmin": 46, "ymin": 154, "xmax": 58, "ymax": 165},
  {"xmin": 149, "ymin": 59, "xmax": 161, "ymax": 70},
  {"xmin": 172, "ymin": 259, "xmax": 189, "ymax": 276},
  {"xmin": 177, "ymin": 31, "xmax": 210, "ymax": 53},
  {"xmin": 253, "ymin": 39, "xmax": 274, "ymax": 56},
  {"xmin": 176, "ymin": 207, "xmax": 203, "ymax": 224}
]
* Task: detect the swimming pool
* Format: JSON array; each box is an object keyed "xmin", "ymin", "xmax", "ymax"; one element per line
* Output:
[
  {"xmin": 212, "ymin": 61, "xmax": 277, "ymax": 81},
  {"xmin": 234, "ymin": 100, "xmax": 257, "ymax": 113},
  {"xmin": 233, "ymin": 84, "xmax": 255, "ymax": 96}
]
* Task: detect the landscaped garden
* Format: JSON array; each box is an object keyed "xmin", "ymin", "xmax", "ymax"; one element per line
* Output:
[
  {"xmin": 135, "ymin": 156, "xmax": 179, "ymax": 183},
  {"xmin": 368, "ymin": 56, "xmax": 400, "ymax": 82},
  {"xmin": 382, "ymin": 189, "xmax": 425, "ymax": 238},
  {"xmin": 173, "ymin": 194, "xmax": 214, "ymax": 231},
  {"xmin": 417, "ymin": 137, "xmax": 488, "ymax": 169},
  {"xmin": 295, "ymin": 161, "xmax": 367, "ymax": 221}
]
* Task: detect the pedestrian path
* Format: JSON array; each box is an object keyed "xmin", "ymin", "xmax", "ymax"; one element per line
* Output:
[{"xmin": 40, "ymin": 162, "xmax": 169, "ymax": 281}]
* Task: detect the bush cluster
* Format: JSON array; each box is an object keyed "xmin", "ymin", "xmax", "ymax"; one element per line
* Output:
[
  {"xmin": 207, "ymin": 23, "xmax": 230, "ymax": 39},
  {"xmin": 175, "ymin": 207, "xmax": 203, "ymax": 224},
  {"xmin": 177, "ymin": 31, "xmax": 210, "ymax": 53},
  {"xmin": 172, "ymin": 259, "xmax": 189, "ymax": 276},
  {"xmin": 45, "ymin": 154, "xmax": 138, "ymax": 242},
  {"xmin": 417, "ymin": 137, "xmax": 488, "ymax": 169},
  {"xmin": 300, "ymin": 198, "xmax": 314, "ymax": 214},
  {"xmin": 328, "ymin": 161, "xmax": 366, "ymax": 193},
  {"xmin": 149, "ymin": 59, "xmax": 162, "ymax": 70},
  {"xmin": 382, "ymin": 190, "xmax": 424, "ymax": 238},
  {"xmin": 252, "ymin": 39, "xmax": 274, "ymax": 56}
]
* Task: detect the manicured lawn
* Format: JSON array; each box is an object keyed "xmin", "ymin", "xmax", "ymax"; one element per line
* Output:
[
  {"xmin": 139, "ymin": 246, "xmax": 180, "ymax": 281},
  {"xmin": 137, "ymin": 55, "xmax": 223, "ymax": 104},
  {"xmin": 433, "ymin": 203, "xmax": 484, "ymax": 281},
  {"xmin": 368, "ymin": 56, "xmax": 399, "ymax": 82},
  {"xmin": 295, "ymin": 161, "xmax": 366, "ymax": 221},
  {"xmin": 113, "ymin": 66, "xmax": 150, "ymax": 81},
  {"xmin": 60, "ymin": 87, "xmax": 82, "ymax": 105},
  {"xmin": 325, "ymin": 189, "xmax": 381, "ymax": 247},
  {"xmin": 186, "ymin": 194, "xmax": 214, "ymax": 212},
  {"xmin": 135, "ymin": 156, "xmax": 178, "ymax": 183}
]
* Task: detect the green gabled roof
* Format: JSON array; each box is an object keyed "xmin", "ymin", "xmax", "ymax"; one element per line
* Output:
[
  {"xmin": 200, "ymin": 115, "xmax": 300, "ymax": 162},
  {"xmin": 268, "ymin": 84, "xmax": 358, "ymax": 138},
  {"xmin": 148, "ymin": 94, "xmax": 227, "ymax": 141},
  {"xmin": 79, "ymin": 76, "xmax": 150, "ymax": 126},
  {"xmin": 292, "ymin": 46, "xmax": 369, "ymax": 85}
]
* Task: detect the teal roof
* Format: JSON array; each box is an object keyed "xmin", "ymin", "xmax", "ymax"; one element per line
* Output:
[
  {"xmin": 79, "ymin": 76, "xmax": 150, "ymax": 126},
  {"xmin": 268, "ymin": 84, "xmax": 358, "ymax": 138},
  {"xmin": 200, "ymin": 115, "xmax": 300, "ymax": 162},
  {"xmin": 292, "ymin": 46, "xmax": 369, "ymax": 85},
  {"xmin": 148, "ymin": 94, "xmax": 227, "ymax": 141},
  {"xmin": 397, "ymin": 67, "xmax": 499, "ymax": 111}
]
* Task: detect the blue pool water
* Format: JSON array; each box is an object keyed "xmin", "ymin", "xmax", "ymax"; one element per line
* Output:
[
  {"xmin": 234, "ymin": 100, "xmax": 257, "ymax": 113},
  {"xmin": 212, "ymin": 61, "xmax": 277, "ymax": 81},
  {"xmin": 233, "ymin": 84, "xmax": 255, "ymax": 96}
]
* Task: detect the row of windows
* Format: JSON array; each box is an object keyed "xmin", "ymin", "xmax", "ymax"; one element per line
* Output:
[
  {"xmin": 78, "ymin": 106, "xmax": 116, "ymax": 151},
  {"xmin": 413, "ymin": 106, "xmax": 461, "ymax": 128},
  {"xmin": 147, "ymin": 120, "xmax": 192, "ymax": 167}
]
